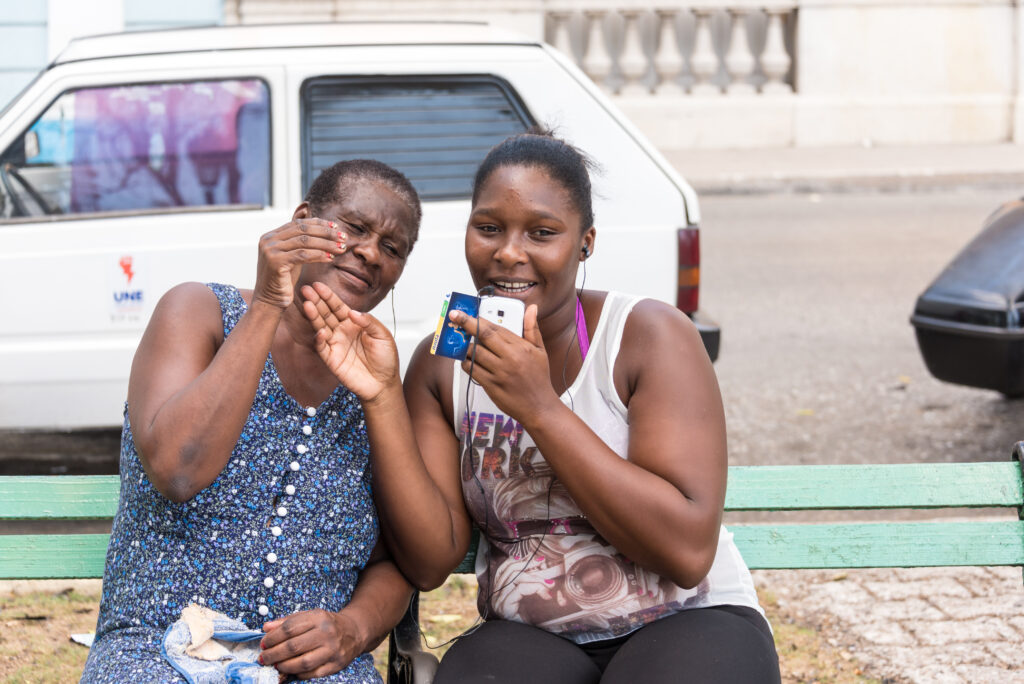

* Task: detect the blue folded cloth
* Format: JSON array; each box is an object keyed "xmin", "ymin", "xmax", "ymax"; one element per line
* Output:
[{"xmin": 162, "ymin": 604, "xmax": 280, "ymax": 684}]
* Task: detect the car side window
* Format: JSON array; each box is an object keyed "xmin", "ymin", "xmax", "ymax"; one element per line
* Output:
[
  {"xmin": 0, "ymin": 79, "xmax": 270, "ymax": 222},
  {"xmin": 301, "ymin": 76, "xmax": 534, "ymax": 200}
]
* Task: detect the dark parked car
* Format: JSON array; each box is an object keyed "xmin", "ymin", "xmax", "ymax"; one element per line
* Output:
[{"xmin": 911, "ymin": 198, "xmax": 1024, "ymax": 397}]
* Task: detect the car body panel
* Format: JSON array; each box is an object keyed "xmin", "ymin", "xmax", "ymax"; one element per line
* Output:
[{"xmin": 911, "ymin": 198, "xmax": 1024, "ymax": 396}]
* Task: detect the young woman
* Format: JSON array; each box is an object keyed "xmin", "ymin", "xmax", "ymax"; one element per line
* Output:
[
  {"xmin": 81, "ymin": 159, "xmax": 421, "ymax": 683},
  {"xmin": 302, "ymin": 134, "xmax": 780, "ymax": 683}
]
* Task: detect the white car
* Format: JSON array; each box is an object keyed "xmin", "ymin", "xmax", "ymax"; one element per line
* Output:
[{"xmin": 0, "ymin": 22, "xmax": 716, "ymax": 430}]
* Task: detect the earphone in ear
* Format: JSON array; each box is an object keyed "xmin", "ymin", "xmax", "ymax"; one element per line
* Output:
[{"xmin": 581, "ymin": 244, "xmax": 590, "ymax": 259}]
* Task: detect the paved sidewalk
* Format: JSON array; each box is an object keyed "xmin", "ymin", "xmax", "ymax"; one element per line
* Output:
[
  {"xmin": 756, "ymin": 566, "xmax": 1024, "ymax": 683},
  {"xmin": 661, "ymin": 143, "xmax": 1024, "ymax": 195}
]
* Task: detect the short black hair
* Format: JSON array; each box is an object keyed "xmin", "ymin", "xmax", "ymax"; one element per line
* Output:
[
  {"xmin": 472, "ymin": 129, "xmax": 596, "ymax": 232},
  {"xmin": 305, "ymin": 159, "xmax": 422, "ymax": 248}
]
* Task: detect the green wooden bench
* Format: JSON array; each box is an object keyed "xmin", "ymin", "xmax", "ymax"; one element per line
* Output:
[{"xmin": 3, "ymin": 449, "xmax": 1023, "ymax": 683}]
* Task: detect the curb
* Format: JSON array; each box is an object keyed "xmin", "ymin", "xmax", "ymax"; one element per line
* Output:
[{"xmin": 689, "ymin": 172, "xmax": 1024, "ymax": 196}]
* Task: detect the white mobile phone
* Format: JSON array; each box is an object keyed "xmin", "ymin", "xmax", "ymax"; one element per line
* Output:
[{"xmin": 479, "ymin": 296, "xmax": 525, "ymax": 336}]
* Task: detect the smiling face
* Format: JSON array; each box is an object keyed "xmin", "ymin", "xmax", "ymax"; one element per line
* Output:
[
  {"xmin": 298, "ymin": 178, "xmax": 416, "ymax": 312},
  {"xmin": 466, "ymin": 164, "xmax": 595, "ymax": 317}
]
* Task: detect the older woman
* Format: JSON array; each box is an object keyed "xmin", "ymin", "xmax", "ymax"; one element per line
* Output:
[
  {"xmin": 80, "ymin": 159, "xmax": 421, "ymax": 683},
  {"xmin": 303, "ymin": 134, "xmax": 780, "ymax": 683}
]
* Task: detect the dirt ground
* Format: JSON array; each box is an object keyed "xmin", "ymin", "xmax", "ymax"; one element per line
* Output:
[{"xmin": 1, "ymin": 576, "xmax": 885, "ymax": 683}]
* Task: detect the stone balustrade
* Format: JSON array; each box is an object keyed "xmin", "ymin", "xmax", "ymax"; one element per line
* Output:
[{"xmin": 543, "ymin": 4, "xmax": 796, "ymax": 98}]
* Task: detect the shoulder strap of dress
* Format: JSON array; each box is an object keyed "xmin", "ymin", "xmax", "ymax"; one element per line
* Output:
[{"xmin": 204, "ymin": 283, "xmax": 246, "ymax": 338}]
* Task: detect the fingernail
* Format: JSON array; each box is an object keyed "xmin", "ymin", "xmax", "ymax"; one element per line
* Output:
[
  {"xmin": 337, "ymin": 231, "xmax": 344, "ymax": 239},
  {"xmin": 330, "ymin": 222, "xmax": 335, "ymax": 229},
  {"xmin": 337, "ymin": 242, "xmax": 345, "ymax": 249},
  {"xmin": 257, "ymin": 654, "xmax": 264, "ymax": 665}
]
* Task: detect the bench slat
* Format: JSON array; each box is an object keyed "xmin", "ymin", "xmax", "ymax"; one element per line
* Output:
[
  {"xmin": 4, "ymin": 464, "xmax": 1020, "ymax": 520},
  {"xmin": 0, "ymin": 534, "xmax": 110, "ymax": 578},
  {"xmin": 732, "ymin": 521, "xmax": 1024, "ymax": 569},
  {"xmin": 0, "ymin": 475, "xmax": 120, "ymax": 520},
  {"xmin": 726, "ymin": 463, "xmax": 1024, "ymax": 510}
]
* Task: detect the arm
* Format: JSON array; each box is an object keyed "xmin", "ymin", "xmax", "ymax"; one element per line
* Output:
[
  {"xmin": 449, "ymin": 300, "xmax": 726, "ymax": 588},
  {"xmin": 300, "ymin": 283, "xmax": 473, "ymax": 589},
  {"xmin": 259, "ymin": 541, "xmax": 414, "ymax": 679},
  {"xmin": 129, "ymin": 218, "xmax": 344, "ymax": 503}
]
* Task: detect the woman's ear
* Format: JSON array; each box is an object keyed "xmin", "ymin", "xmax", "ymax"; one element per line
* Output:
[
  {"xmin": 292, "ymin": 202, "xmax": 312, "ymax": 221},
  {"xmin": 580, "ymin": 226, "xmax": 597, "ymax": 261}
]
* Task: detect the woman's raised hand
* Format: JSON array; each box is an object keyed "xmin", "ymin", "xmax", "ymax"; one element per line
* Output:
[
  {"xmin": 253, "ymin": 218, "xmax": 347, "ymax": 310},
  {"xmin": 301, "ymin": 281, "xmax": 399, "ymax": 402}
]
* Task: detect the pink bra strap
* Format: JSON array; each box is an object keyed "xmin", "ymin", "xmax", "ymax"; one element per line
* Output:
[{"xmin": 576, "ymin": 297, "xmax": 590, "ymax": 362}]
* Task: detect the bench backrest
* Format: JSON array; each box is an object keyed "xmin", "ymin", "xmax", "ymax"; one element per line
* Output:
[
  {"xmin": 0, "ymin": 475, "xmax": 118, "ymax": 578},
  {"xmin": 3, "ymin": 455, "xmax": 1023, "ymax": 579},
  {"xmin": 451, "ymin": 458, "xmax": 1024, "ymax": 574}
]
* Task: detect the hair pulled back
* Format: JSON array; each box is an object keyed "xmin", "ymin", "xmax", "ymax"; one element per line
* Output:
[
  {"xmin": 305, "ymin": 159, "xmax": 423, "ymax": 249},
  {"xmin": 472, "ymin": 130, "xmax": 596, "ymax": 232}
]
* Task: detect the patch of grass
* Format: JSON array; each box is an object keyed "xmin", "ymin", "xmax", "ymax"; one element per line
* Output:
[{"xmin": 0, "ymin": 586, "xmax": 99, "ymax": 683}]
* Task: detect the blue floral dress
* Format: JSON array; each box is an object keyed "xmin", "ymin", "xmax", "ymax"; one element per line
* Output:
[{"xmin": 81, "ymin": 283, "xmax": 381, "ymax": 683}]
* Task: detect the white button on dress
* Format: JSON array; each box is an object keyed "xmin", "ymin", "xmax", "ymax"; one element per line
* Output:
[
  {"xmin": 296, "ymin": 444, "xmax": 308, "ymax": 454},
  {"xmin": 290, "ymin": 461, "xmax": 300, "ymax": 472},
  {"xmin": 277, "ymin": 507, "xmax": 288, "ymax": 517},
  {"xmin": 263, "ymin": 577, "xmax": 274, "ymax": 588},
  {"xmin": 271, "ymin": 526, "xmax": 282, "ymax": 536},
  {"xmin": 306, "ymin": 407, "xmax": 317, "ymax": 417},
  {"xmin": 285, "ymin": 485, "xmax": 296, "ymax": 496},
  {"xmin": 266, "ymin": 552, "xmax": 277, "ymax": 563},
  {"xmin": 258, "ymin": 605, "xmax": 269, "ymax": 616},
  {"xmin": 302, "ymin": 425, "xmax": 312, "ymax": 435}
]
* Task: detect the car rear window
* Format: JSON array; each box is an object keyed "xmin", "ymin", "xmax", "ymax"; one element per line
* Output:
[
  {"xmin": 301, "ymin": 76, "xmax": 534, "ymax": 200},
  {"xmin": 0, "ymin": 78, "xmax": 270, "ymax": 221}
]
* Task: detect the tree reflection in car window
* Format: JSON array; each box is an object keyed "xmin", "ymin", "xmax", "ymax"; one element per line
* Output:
[{"xmin": 0, "ymin": 79, "xmax": 269, "ymax": 220}]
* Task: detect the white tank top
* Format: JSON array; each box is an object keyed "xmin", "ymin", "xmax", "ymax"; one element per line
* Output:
[{"xmin": 452, "ymin": 291, "xmax": 765, "ymax": 644}]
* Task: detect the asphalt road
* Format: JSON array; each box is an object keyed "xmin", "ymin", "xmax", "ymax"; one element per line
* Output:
[
  {"xmin": 3, "ymin": 189, "xmax": 1022, "ymax": 475},
  {"xmin": 700, "ymin": 189, "xmax": 1024, "ymax": 467}
]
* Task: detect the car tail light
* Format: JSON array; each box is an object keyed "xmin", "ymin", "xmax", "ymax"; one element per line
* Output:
[{"xmin": 677, "ymin": 227, "xmax": 700, "ymax": 314}]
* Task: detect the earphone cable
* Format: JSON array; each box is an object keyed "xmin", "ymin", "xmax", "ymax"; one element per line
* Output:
[{"xmin": 421, "ymin": 275, "xmax": 581, "ymax": 649}]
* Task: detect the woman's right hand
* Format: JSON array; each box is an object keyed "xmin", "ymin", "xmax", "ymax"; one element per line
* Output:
[
  {"xmin": 253, "ymin": 218, "xmax": 347, "ymax": 310},
  {"xmin": 301, "ymin": 281, "xmax": 400, "ymax": 403}
]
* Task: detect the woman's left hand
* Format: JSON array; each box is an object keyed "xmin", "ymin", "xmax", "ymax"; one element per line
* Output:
[
  {"xmin": 259, "ymin": 609, "xmax": 365, "ymax": 679},
  {"xmin": 451, "ymin": 304, "xmax": 560, "ymax": 422}
]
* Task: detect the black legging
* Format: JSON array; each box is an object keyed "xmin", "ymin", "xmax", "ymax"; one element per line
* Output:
[{"xmin": 433, "ymin": 605, "xmax": 781, "ymax": 684}]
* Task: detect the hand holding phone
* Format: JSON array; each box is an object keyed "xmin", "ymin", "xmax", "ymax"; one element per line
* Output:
[{"xmin": 430, "ymin": 292, "xmax": 525, "ymax": 360}]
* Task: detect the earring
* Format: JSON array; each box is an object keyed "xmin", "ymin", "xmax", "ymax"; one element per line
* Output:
[{"xmin": 581, "ymin": 244, "xmax": 590, "ymax": 259}]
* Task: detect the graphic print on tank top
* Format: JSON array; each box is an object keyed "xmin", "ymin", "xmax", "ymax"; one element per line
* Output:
[{"xmin": 460, "ymin": 407, "xmax": 711, "ymax": 642}]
